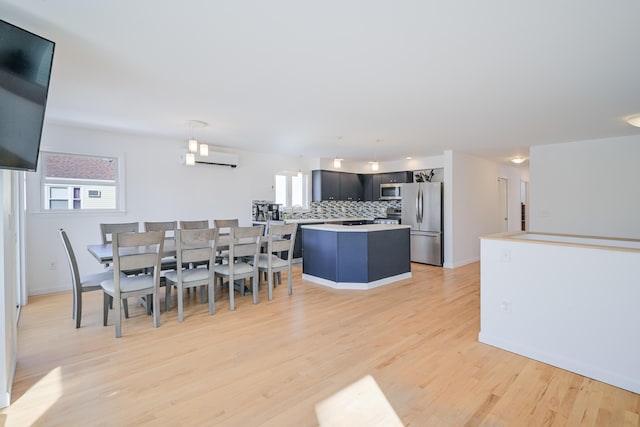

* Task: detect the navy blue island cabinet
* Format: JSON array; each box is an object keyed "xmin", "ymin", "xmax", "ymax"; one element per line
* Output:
[{"xmin": 301, "ymin": 224, "xmax": 412, "ymax": 289}]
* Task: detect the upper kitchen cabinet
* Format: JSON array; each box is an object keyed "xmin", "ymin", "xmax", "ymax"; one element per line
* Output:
[
  {"xmin": 312, "ymin": 170, "xmax": 341, "ymax": 201},
  {"xmin": 363, "ymin": 171, "xmax": 413, "ymax": 201},
  {"xmin": 312, "ymin": 170, "xmax": 412, "ymax": 201},
  {"xmin": 378, "ymin": 171, "xmax": 414, "ymax": 184},
  {"xmin": 312, "ymin": 170, "xmax": 364, "ymax": 201},
  {"xmin": 362, "ymin": 174, "xmax": 374, "ymax": 201},
  {"xmin": 340, "ymin": 172, "xmax": 363, "ymax": 201}
]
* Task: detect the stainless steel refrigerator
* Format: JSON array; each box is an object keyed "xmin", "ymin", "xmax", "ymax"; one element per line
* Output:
[{"xmin": 401, "ymin": 182, "xmax": 443, "ymax": 266}]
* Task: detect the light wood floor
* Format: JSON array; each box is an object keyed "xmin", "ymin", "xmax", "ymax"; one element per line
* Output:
[{"xmin": 1, "ymin": 262, "xmax": 638, "ymax": 426}]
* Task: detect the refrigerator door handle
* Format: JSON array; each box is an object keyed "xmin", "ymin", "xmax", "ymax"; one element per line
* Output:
[
  {"xmin": 419, "ymin": 188, "xmax": 424, "ymax": 223},
  {"xmin": 415, "ymin": 191, "xmax": 420, "ymax": 224}
]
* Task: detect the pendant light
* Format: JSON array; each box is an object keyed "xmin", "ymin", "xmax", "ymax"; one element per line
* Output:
[
  {"xmin": 185, "ymin": 152, "xmax": 195, "ymax": 166},
  {"xmin": 185, "ymin": 120, "xmax": 208, "ymax": 166},
  {"xmin": 370, "ymin": 139, "xmax": 380, "ymax": 171},
  {"xmin": 333, "ymin": 136, "xmax": 344, "ymax": 168}
]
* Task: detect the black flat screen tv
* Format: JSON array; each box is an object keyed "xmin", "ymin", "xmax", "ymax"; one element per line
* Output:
[{"xmin": 0, "ymin": 19, "xmax": 55, "ymax": 172}]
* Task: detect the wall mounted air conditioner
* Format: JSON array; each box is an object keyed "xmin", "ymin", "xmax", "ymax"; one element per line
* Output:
[{"xmin": 195, "ymin": 150, "xmax": 239, "ymax": 168}]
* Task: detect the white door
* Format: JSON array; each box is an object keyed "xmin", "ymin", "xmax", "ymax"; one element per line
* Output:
[{"xmin": 498, "ymin": 178, "xmax": 508, "ymax": 232}]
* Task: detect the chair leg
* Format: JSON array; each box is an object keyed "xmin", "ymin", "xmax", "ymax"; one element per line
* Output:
[
  {"xmin": 229, "ymin": 277, "xmax": 235, "ymax": 311},
  {"xmin": 115, "ymin": 296, "xmax": 122, "ymax": 338},
  {"xmin": 200, "ymin": 285, "xmax": 206, "ymax": 304},
  {"xmin": 123, "ymin": 298, "xmax": 129, "ymax": 318},
  {"xmin": 165, "ymin": 283, "xmax": 172, "ymax": 312},
  {"xmin": 72, "ymin": 290, "xmax": 77, "ymax": 320},
  {"xmin": 75, "ymin": 292, "xmax": 82, "ymax": 328},
  {"xmin": 103, "ymin": 293, "xmax": 110, "ymax": 326},
  {"xmin": 146, "ymin": 294, "xmax": 153, "ymax": 315},
  {"xmin": 177, "ymin": 283, "xmax": 184, "ymax": 323},
  {"xmin": 152, "ymin": 291, "xmax": 160, "ymax": 328},
  {"xmin": 208, "ymin": 281, "xmax": 215, "ymax": 316},
  {"xmin": 288, "ymin": 265, "xmax": 293, "ymax": 295},
  {"xmin": 267, "ymin": 269, "xmax": 273, "ymax": 301},
  {"xmin": 252, "ymin": 274, "xmax": 258, "ymax": 305}
]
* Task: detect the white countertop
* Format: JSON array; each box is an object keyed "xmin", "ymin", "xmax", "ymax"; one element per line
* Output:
[{"xmin": 301, "ymin": 223, "xmax": 410, "ymax": 232}]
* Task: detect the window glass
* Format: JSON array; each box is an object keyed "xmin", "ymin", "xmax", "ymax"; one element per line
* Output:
[
  {"xmin": 274, "ymin": 175, "xmax": 287, "ymax": 205},
  {"xmin": 41, "ymin": 152, "xmax": 120, "ymax": 211},
  {"xmin": 274, "ymin": 173, "xmax": 308, "ymax": 209},
  {"xmin": 291, "ymin": 175, "xmax": 303, "ymax": 207}
]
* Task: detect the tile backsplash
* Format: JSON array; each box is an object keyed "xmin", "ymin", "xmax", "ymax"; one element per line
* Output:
[{"xmin": 254, "ymin": 200, "xmax": 402, "ymax": 220}]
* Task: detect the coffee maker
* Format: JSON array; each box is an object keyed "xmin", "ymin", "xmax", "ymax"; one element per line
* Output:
[
  {"xmin": 254, "ymin": 203, "xmax": 270, "ymax": 221},
  {"xmin": 268, "ymin": 203, "xmax": 282, "ymax": 220}
]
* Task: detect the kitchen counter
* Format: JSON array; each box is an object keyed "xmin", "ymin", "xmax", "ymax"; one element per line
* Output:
[
  {"xmin": 301, "ymin": 223, "xmax": 411, "ymax": 290},
  {"xmin": 302, "ymin": 223, "xmax": 409, "ymax": 232}
]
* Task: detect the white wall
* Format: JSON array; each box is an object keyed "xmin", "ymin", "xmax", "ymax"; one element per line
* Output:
[
  {"xmin": 480, "ymin": 235, "xmax": 640, "ymax": 394},
  {"xmin": 529, "ymin": 135, "xmax": 640, "ymax": 239},
  {"xmin": 0, "ymin": 170, "xmax": 18, "ymax": 408},
  {"xmin": 445, "ymin": 151, "xmax": 528, "ymax": 268},
  {"xmin": 25, "ymin": 123, "xmax": 312, "ymax": 295}
]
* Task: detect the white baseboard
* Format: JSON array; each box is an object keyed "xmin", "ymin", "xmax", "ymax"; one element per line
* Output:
[
  {"xmin": 29, "ymin": 285, "xmax": 69, "ymax": 296},
  {"xmin": 444, "ymin": 256, "xmax": 479, "ymax": 269},
  {"xmin": 302, "ymin": 272, "xmax": 412, "ymax": 290},
  {"xmin": 478, "ymin": 332, "xmax": 640, "ymax": 394}
]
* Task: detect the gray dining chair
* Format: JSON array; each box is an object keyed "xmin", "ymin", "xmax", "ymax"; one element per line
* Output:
[
  {"xmin": 100, "ymin": 230, "xmax": 165, "ymax": 338},
  {"xmin": 214, "ymin": 225, "xmax": 263, "ymax": 310},
  {"xmin": 251, "ymin": 223, "xmax": 297, "ymax": 300},
  {"xmin": 100, "ymin": 222, "xmax": 139, "ymax": 244},
  {"xmin": 164, "ymin": 228, "xmax": 219, "ymax": 322},
  {"xmin": 143, "ymin": 221, "xmax": 178, "ymax": 270},
  {"xmin": 180, "ymin": 220, "xmax": 210, "ymax": 230},
  {"xmin": 58, "ymin": 228, "xmax": 126, "ymax": 328},
  {"xmin": 144, "ymin": 221, "xmax": 179, "ymax": 310},
  {"xmin": 179, "ymin": 220, "xmax": 210, "ymax": 269},
  {"xmin": 213, "ymin": 218, "xmax": 239, "ymax": 256},
  {"xmin": 99, "ymin": 222, "xmax": 140, "ymax": 269}
]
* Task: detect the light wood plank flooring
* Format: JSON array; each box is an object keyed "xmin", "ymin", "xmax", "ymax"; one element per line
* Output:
[{"xmin": 1, "ymin": 262, "xmax": 638, "ymax": 426}]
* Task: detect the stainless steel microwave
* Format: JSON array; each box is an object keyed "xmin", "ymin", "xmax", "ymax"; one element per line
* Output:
[{"xmin": 380, "ymin": 183, "xmax": 402, "ymax": 200}]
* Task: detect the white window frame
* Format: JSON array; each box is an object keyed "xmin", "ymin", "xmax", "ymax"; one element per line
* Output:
[
  {"xmin": 38, "ymin": 150, "xmax": 126, "ymax": 214},
  {"xmin": 274, "ymin": 171, "xmax": 310, "ymax": 210}
]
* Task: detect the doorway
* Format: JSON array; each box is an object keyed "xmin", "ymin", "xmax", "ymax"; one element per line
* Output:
[
  {"xmin": 498, "ymin": 177, "xmax": 508, "ymax": 232},
  {"xmin": 520, "ymin": 180, "xmax": 529, "ymax": 231}
]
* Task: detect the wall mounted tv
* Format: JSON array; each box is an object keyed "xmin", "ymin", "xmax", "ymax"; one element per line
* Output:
[{"xmin": 0, "ymin": 19, "xmax": 55, "ymax": 172}]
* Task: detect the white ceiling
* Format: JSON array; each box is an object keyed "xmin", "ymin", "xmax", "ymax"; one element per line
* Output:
[{"xmin": 3, "ymin": 1, "xmax": 640, "ymax": 164}]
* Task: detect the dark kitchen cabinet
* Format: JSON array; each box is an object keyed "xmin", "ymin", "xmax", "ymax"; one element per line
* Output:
[
  {"xmin": 378, "ymin": 171, "xmax": 413, "ymax": 184},
  {"xmin": 312, "ymin": 170, "xmax": 341, "ymax": 201},
  {"xmin": 362, "ymin": 174, "xmax": 374, "ymax": 201},
  {"xmin": 340, "ymin": 173, "xmax": 363, "ymax": 201},
  {"xmin": 312, "ymin": 170, "xmax": 363, "ymax": 201},
  {"xmin": 313, "ymin": 170, "xmax": 412, "ymax": 202}
]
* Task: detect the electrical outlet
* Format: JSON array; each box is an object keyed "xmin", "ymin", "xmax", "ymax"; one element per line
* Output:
[
  {"xmin": 500, "ymin": 299, "xmax": 512, "ymax": 313},
  {"xmin": 500, "ymin": 248, "xmax": 511, "ymax": 263}
]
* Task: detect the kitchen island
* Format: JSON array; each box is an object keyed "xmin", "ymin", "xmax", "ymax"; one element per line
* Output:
[{"xmin": 301, "ymin": 223, "xmax": 411, "ymax": 290}]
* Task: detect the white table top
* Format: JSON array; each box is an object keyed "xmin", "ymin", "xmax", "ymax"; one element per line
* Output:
[{"xmin": 87, "ymin": 240, "xmax": 177, "ymax": 264}]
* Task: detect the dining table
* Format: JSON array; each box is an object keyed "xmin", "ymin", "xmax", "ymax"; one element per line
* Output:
[{"xmin": 87, "ymin": 239, "xmax": 178, "ymax": 265}]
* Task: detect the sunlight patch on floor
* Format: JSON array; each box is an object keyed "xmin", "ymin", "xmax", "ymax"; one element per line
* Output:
[
  {"xmin": 315, "ymin": 375, "xmax": 404, "ymax": 427},
  {"xmin": 4, "ymin": 366, "xmax": 63, "ymax": 426}
]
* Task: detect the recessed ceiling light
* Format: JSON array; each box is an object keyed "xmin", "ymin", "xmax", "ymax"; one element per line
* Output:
[
  {"xmin": 405, "ymin": 156, "xmax": 413, "ymax": 160},
  {"xmin": 511, "ymin": 157, "xmax": 526, "ymax": 164},
  {"xmin": 626, "ymin": 114, "xmax": 640, "ymax": 127}
]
